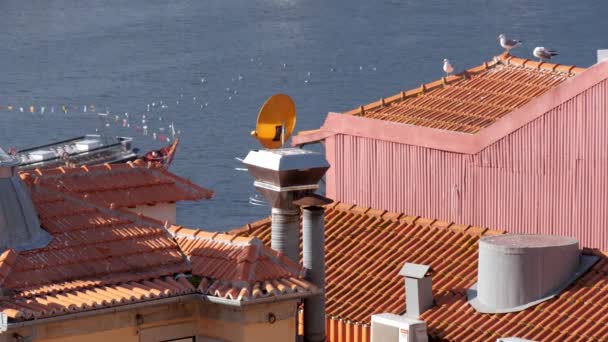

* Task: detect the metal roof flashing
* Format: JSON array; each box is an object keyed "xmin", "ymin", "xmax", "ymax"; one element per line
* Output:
[
  {"xmin": 0, "ymin": 147, "xmax": 52, "ymax": 251},
  {"xmin": 467, "ymin": 235, "xmax": 599, "ymax": 314}
]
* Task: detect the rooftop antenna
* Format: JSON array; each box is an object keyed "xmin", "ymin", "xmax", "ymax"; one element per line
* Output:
[{"xmin": 250, "ymin": 93, "xmax": 296, "ymax": 149}]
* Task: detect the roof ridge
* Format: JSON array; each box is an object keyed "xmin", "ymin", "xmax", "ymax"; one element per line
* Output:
[
  {"xmin": 330, "ymin": 202, "xmax": 506, "ymax": 238},
  {"xmin": 343, "ymin": 52, "xmax": 584, "ymax": 118}
]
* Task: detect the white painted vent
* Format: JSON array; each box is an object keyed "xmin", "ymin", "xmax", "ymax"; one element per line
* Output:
[
  {"xmin": 598, "ymin": 49, "xmax": 608, "ymax": 64},
  {"xmin": 371, "ymin": 313, "xmax": 428, "ymax": 342},
  {"xmin": 468, "ymin": 234, "xmax": 598, "ymax": 313}
]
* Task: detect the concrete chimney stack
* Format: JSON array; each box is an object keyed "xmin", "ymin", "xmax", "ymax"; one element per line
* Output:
[
  {"xmin": 294, "ymin": 194, "xmax": 333, "ymax": 342},
  {"xmin": 399, "ymin": 263, "xmax": 434, "ymax": 318}
]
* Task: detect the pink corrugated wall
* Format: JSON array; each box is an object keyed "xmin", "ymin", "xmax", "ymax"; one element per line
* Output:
[{"xmin": 328, "ymin": 79, "xmax": 608, "ymax": 250}]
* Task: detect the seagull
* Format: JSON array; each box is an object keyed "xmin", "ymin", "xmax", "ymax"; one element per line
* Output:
[
  {"xmin": 533, "ymin": 47, "xmax": 558, "ymax": 62},
  {"xmin": 498, "ymin": 34, "xmax": 522, "ymax": 52},
  {"xmin": 443, "ymin": 59, "xmax": 454, "ymax": 76}
]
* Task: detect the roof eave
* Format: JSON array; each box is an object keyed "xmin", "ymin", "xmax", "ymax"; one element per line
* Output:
[{"xmin": 4, "ymin": 289, "xmax": 319, "ymax": 329}]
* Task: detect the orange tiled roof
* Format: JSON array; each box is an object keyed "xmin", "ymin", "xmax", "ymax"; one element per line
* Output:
[
  {"xmin": 0, "ymin": 178, "xmax": 314, "ymax": 321},
  {"xmin": 343, "ymin": 53, "xmax": 584, "ymax": 134},
  {"xmin": 170, "ymin": 226, "xmax": 316, "ymax": 301},
  {"xmin": 421, "ymin": 248, "xmax": 608, "ymax": 341},
  {"xmin": 231, "ymin": 202, "xmax": 503, "ymax": 324},
  {"xmin": 233, "ymin": 202, "xmax": 608, "ymax": 342},
  {"xmin": 19, "ymin": 160, "xmax": 213, "ymax": 208}
]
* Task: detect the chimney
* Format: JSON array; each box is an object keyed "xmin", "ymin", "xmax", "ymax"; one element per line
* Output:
[
  {"xmin": 468, "ymin": 234, "xmax": 598, "ymax": 313},
  {"xmin": 294, "ymin": 194, "xmax": 333, "ymax": 342},
  {"xmin": 598, "ymin": 49, "xmax": 608, "ymax": 64},
  {"xmin": 0, "ymin": 148, "xmax": 52, "ymax": 251},
  {"xmin": 399, "ymin": 263, "xmax": 434, "ymax": 318},
  {"xmin": 243, "ymin": 147, "xmax": 329, "ymax": 263}
]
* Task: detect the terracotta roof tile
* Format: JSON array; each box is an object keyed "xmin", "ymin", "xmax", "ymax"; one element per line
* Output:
[
  {"xmin": 237, "ymin": 202, "xmax": 608, "ymax": 341},
  {"xmin": 0, "ymin": 178, "xmax": 311, "ymax": 321},
  {"xmin": 343, "ymin": 53, "xmax": 584, "ymax": 134},
  {"xmin": 19, "ymin": 162, "xmax": 213, "ymax": 208},
  {"xmin": 171, "ymin": 227, "xmax": 316, "ymax": 302},
  {"xmin": 0, "ymin": 277, "xmax": 195, "ymax": 320},
  {"xmin": 4, "ymin": 187, "xmax": 189, "ymax": 293},
  {"xmin": 231, "ymin": 202, "xmax": 503, "ymax": 325}
]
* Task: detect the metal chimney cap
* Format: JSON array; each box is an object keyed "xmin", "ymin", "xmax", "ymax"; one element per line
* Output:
[
  {"xmin": 293, "ymin": 193, "xmax": 333, "ymax": 207},
  {"xmin": 243, "ymin": 148, "xmax": 329, "ymax": 171},
  {"xmin": 399, "ymin": 263, "xmax": 433, "ymax": 279}
]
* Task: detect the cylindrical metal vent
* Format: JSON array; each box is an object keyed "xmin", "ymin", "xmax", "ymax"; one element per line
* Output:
[
  {"xmin": 302, "ymin": 206, "xmax": 325, "ymax": 342},
  {"xmin": 472, "ymin": 234, "xmax": 581, "ymax": 313},
  {"xmin": 271, "ymin": 207, "xmax": 300, "ymax": 263}
]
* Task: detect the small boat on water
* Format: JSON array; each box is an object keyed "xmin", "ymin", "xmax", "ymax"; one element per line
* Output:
[
  {"xmin": 13, "ymin": 135, "xmax": 179, "ymax": 171},
  {"xmin": 14, "ymin": 135, "xmax": 138, "ymax": 171}
]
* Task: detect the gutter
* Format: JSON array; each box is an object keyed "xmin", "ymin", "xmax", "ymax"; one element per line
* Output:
[
  {"xmin": 6, "ymin": 294, "xmax": 199, "ymax": 329},
  {"xmin": 5, "ymin": 289, "xmax": 322, "ymax": 330}
]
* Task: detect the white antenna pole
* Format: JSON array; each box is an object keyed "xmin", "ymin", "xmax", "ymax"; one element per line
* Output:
[{"xmin": 281, "ymin": 121, "xmax": 285, "ymax": 147}]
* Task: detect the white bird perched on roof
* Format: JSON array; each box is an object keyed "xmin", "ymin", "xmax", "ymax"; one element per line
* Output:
[
  {"xmin": 533, "ymin": 47, "xmax": 558, "ymax": 62},
  {"xmin": 443, "ymin": 58, "xmax": 454, "ymax": 77},
  {"xmin": 498, "ymin": 34, "xmax": 522, "ymax": 52}
]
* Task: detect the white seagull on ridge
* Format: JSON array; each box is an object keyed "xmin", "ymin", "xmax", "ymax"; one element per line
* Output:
[
  {"xmin": 533, "ymin": 47, "xmax": 558, "ymax": 62},
  {"xmin": 498, "ymin": 34, "xmax": 522, "ymax": 52},
  {"xmin": 443, "ymin": 59, "xmax": 454, "ymax": 77}
]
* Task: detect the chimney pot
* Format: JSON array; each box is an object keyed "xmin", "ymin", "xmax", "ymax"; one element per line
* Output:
[{"xmin": 399, "ymin": 263, "xmax": 434, "ymax": 318}]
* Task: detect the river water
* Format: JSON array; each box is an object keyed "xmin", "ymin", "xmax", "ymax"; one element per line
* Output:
[{"xmin": 0, "ymin": 0, "xmax": 606, "ymax": 230}]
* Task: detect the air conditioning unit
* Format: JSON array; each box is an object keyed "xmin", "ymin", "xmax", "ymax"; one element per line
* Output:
[{"xmin": 371, "ymin": 313, "xmax": 428, "ymax": 342}]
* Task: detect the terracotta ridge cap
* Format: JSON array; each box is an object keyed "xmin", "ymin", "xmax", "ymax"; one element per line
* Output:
[{"xmin": 344, "ymin": 54, "xmax": 505, "ymax": 116}]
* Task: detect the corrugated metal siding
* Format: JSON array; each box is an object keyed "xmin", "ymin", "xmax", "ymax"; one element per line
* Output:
[{"xmin": 328, "ymin": 79, "xmax": 608, "ymax": 250}]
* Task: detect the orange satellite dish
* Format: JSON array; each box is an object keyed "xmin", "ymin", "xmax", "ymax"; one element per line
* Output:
[{"xmin": 251, "ymin": 94, "xmax": 296, "ymax": 149}]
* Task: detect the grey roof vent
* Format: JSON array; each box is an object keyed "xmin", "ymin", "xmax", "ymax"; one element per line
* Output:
[
  {"xmin": 399, "ymin": 263, "xmax": 434, "ymax": 318},
  {"xmin": 468, "ymin": 234, "xmax": 598, "ymax": 313},
  {"xmin": 0, "ymin": 148, "xmax": 52, "ymax": 251}
]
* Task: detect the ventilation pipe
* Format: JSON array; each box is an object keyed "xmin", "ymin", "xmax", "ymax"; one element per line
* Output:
[
  {"xmin": 468, "ymin": 234, "xmax": 598, "ymax": 313},
  {"xmin": 294, "ymin": 194, "xmax": 332, "ymax": 342},
  {"xmin": 243, "ymin": 148, "xmax": 329, "ymax": 263},
  {"xmin": 0, "ymin": 148, "xmax": 52, "ymax": 251},
  {"xmin": 270, "ymin": 208, "xmax": 300, "ymax": 263},
  {"xmin": 399, "ymin": 263, "xmax": 434, "ymax": 318}
]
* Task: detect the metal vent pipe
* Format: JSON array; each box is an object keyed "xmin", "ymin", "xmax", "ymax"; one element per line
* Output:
[
  {"xmin": 295, "ymin": 194, "xmax": 332, "ymax": 342},
  {"xmin": 271, "ymin": 208, "xmax": 300, "ymax": 263}
]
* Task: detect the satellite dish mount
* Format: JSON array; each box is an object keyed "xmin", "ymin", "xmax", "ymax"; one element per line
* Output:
[{"xmin": 251, "ymin": 94, "xmax": 296, "ymax": 149}]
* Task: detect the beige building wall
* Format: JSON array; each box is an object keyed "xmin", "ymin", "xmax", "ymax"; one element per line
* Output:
[
  {"xmin": 128, "ymin": 202, "xmax": 177, "ymax": 224},
  {"xmin": 3, "ymin": 297, "xmax": 298, "ymax": 342}
]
